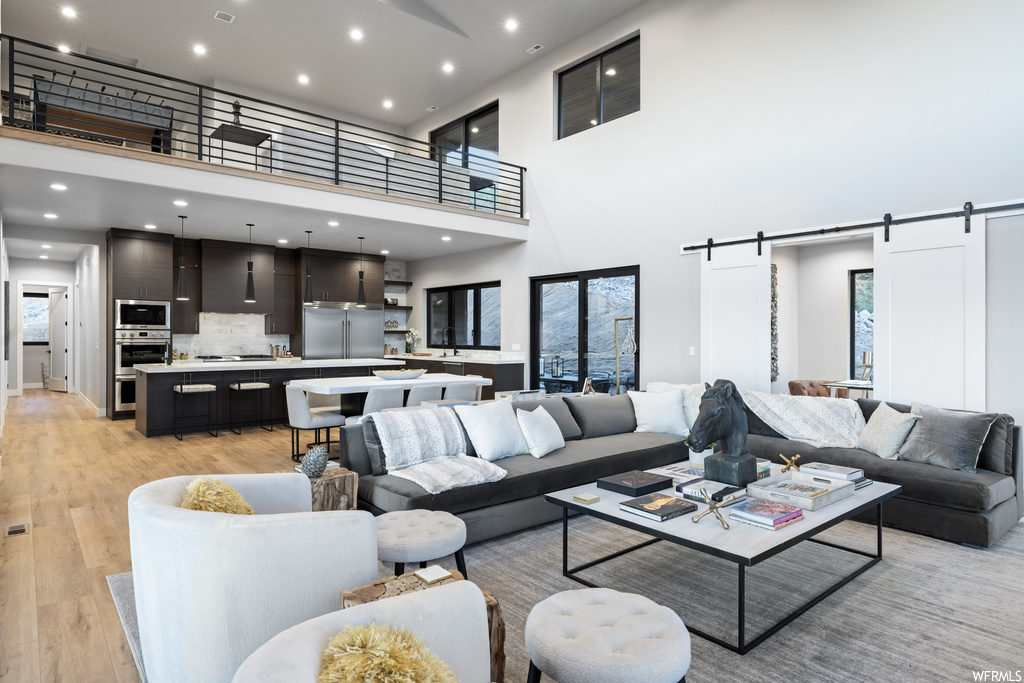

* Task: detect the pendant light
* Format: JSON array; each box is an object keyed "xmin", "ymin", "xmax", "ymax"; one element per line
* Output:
[
  {"xmin": 356, "ymin": 236, "xmax": 366, "ymax": 308},
  {"xmin": 303, "ymin": 230, "xmax": 314, "ymax": 305},
  {"xmin": 244, "ymin": 223, "xmax": 256, "ymax": 303},
  {"xmin": 175, "ymin": 215, "xmax": 189, "ymax": 301}
]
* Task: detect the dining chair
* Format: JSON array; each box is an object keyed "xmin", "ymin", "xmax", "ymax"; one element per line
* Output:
[
  {"xmin": 442, "ymin": 382, "xmax": 478, "ymax": 402},
  {"xmin": 405, "ymin": 384, "xmax": 443, "ymax": 407},
  {"xmin": 345, "ymin": 386, "xmax": 405, "ymax": 425},
  {"xmin": 286, "ymin": 385, "xmax": 346, "ymax": 462}
]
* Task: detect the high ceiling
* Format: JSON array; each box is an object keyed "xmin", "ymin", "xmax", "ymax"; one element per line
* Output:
[{"xmin": 3, "ymin": 0, "xmax": 647, "ymax": 128}]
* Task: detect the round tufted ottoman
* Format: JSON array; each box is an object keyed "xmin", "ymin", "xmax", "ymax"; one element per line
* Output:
[
  {"xmin": 525, "ymin": 588, "xmax": 691, "ymax": 683},
  {"xmin": 376, "ymin": 510, "xmax": 468, "ymax": 578}
]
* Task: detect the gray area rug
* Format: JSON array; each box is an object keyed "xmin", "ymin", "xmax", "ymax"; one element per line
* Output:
[
  {"xmin": 109, "ymin": 518, "xmax": 1024, "ymax": 683},
  {"xmin": 106, "ymin": 571, "xmax": 148, "ymax": 683}
]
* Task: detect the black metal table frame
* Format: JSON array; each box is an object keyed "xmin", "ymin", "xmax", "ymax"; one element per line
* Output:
[{"xmin": 553, "ymin": 494, "xmax": 896, "ymax": 655}]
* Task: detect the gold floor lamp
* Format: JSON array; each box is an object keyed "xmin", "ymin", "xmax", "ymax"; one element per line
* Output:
[{"xmin": 614, "ymin": 317, "xmax": 637, "ymax": 395}]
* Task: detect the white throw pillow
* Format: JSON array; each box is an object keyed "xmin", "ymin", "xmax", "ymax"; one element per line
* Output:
[
  {"xmin": 646, "ymin": 381, "xmax": 705, "ymax": 429},
  {"xmin": 627, "ymin": 390, "xmax": 689, "ymax": 437},
  {"xmin": 516, "ymin": 406, "xmax": 566, "ymax": 458},
  {"xmin": 454, "ymin": 400, "xmax": 530, "ymax": 462},
  {"xmin": 856, "ymin": 401, "xmax": 922, "ymax": 459}
]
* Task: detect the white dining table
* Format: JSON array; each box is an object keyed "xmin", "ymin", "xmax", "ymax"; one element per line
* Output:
[{"xmin": 289, "ymin": 372, "xmax": 492, "ymax": 395}]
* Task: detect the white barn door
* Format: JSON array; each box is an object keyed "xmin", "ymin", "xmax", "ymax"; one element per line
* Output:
[
  {"xmin": 874, "ymin": 216, "xmax": 985, "ymax": 410},
  {"xmin": 700, "ymin": 243, "xmax": 772, "ymax": 393}
]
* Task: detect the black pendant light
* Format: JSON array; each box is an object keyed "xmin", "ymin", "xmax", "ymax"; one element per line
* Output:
[
  {"xmin": 303, "ymin": 230, "xmax": 314, "ymax": 305},
  {"xmin": 175, "ymin": 215, "xmax": 189, "ymax": 301},
  {"xmin": 356, "ymin": 236, "xmax": 366, "ymax": 308},
  {"xmin": 244, "ymin": 223, "xmax": 256, "ymax": 303}
]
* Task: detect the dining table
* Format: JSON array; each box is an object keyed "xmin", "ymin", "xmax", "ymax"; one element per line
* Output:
[{"xmin": 289, "ymin": 372, "xmax": 492, "ymax": 395}]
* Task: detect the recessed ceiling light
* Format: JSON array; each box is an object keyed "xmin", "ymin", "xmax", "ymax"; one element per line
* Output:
[
  {"xmin": 50, "ymin": 183, "xmax": 68, "ymax": 191},
  {"xmin": 61, "ymin": 6, "xmax": 77, "ymax": 18},
  {"xmin": 144, "ymin": 224, "xmax": 157, "ymax": 230},
  {"xmin": 57, "ymin": 45, "xmax": 71, "ymax": 54},
  {"xmin": 605, "ymin": 68, "xmax": 617, "ymax": 76},
  {"xmin": 442, "ymin": 62, "xmax": 454, "ymax": 73},
  {"xmin": 193, "ymin": 44, "xmax": 207, "ymax": 56},
  {"xmin": 41, "ymin": 245, "xmax": 53, "ymax": 250},
  {"xmin": 383, "ymin": 99, "xmax": 393, "ymax": 109},
  {"xmin": 40, "ymin": 255, "xmax": 50, "ymax": 260},
  {"xmin": 505, "ymin": 18, "xmax": 518, "ymax": 31},
  {"xmin": 441, "ymin": 236, "xmax": 451, "ymax": 242},
  {"xmin": 44, "ymin": 213, "xmax": 58, "ymax": 219},
  {"xmin": 380, "ymin": 249, "xmax": 389, "ymax": 255},
  {"xmin": 277, "ymin": 239, "xmax": 289, "ymax": 244},
  {"xmin": 471, "ymin": 127, "xmax": 479, "ymax": 133},
  {"xmin": 327, "ymin": 221, "xmax": 339, "ymax": 227},
  {"xmin": 298, "ymin": 74, "xmax": 310, "ymax": 85},
  {"xmin": 173, "ymin": 199, "xmax": 188, "ymax": 207},
  {"xmin": 350, "ymin": 28, "xmax": 364, "ymax": 41}
]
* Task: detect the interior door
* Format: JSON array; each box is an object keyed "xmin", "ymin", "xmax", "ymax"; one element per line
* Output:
[
  {"xmin": 700, "ymin": 243, "xmax": 772, "ymax": 393},
  {"xmin": 48, "ymin": 288, "xmax": 68, "ymax": 392},
  {"xmin": 874, "ymin": 216, "xmax": 985, "ymax": 409}
]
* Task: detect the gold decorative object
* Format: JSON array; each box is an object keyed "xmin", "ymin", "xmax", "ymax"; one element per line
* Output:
[
  {"xmin": 691, "ymin": 487, "xmax": 735, "ymax": 530},
  {"xmin": 780, "ymin": 453, "xmax": 801, "ymax": 473}
]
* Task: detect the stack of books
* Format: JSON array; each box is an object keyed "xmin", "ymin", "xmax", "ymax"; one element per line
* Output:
[
  {"xmin": 728, "ymin": 499, "xmax": 804, "ymax": 531},
  {"xmin": 676, "ymin": 479, "xmax": 746, "ymax": 505},
  {"xmin": 801, "ymin": 462, "xmax": 872, "ymax": 489},
  {"xmin": 644, "ymin": 464, "xmax": 705, "ymax": 486},
  {"xmin": 597, "ymin": 470, "xmax": 674, "ymax": 496},
  {"xmin": 756, "ymin": 458, "xmax": 772, "ymax": 480},
  {"xmin": 619, "ymin": 493, "xmax": 697, "ymax": 522}
]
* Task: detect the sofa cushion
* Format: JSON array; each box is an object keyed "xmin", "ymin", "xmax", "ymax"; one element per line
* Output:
[
  {"xmin": 896, "ymin": 402, "xmax": 999, "ymax": 474},
  {"xmin": 747, "ymin": 435, "xmax": 1016, "ymax": 513},
  {"xmin": 517, "ymin": 406, "xmax": 565, "ymax": 458},
  {"xmin": 510, "ymin": 397, "xmax": 583, "ymax": 441},
  {"xmin": 646, "ymin": 382, "xmax": 704, "ymax": 429},
  {"xmin": 627, "ymin": 390, "xmax": 688, "ymax": 437},
  {"xmin": 565, "ymin": 395, "xmax": 637, "ymax": 438},
  {"xmin": 358, "ymin": 433, "xmax": 688, "ymax": 516},
  {"xmin": 856, "ymin": 401, "xmax": 921, "ymax": 459},
  {"xmin": 454, "ymin": 401, "xmax": 530, "ymax": 462}
]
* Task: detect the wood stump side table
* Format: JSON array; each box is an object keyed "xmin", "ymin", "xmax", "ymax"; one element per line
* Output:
[
  {"xmin": 277, "ymin": 467, "xmax": 358, "ymax": 511},
  {"xmin": 340, "ymin": 570, "xmax": 506, "ymax": 683}
]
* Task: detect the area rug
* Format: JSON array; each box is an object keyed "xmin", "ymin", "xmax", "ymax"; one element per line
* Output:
[{"xmin": 106, "ymin": 571, "xmax": 148, "ymax": 683}]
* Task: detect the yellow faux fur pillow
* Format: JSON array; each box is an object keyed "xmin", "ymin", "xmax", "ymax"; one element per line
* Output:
[
  {"xmin": 180, "ymin": 477, "xmax": 253, "ymax": 515},
  {"xmin": 318, "ymin": 623, "xmax": 457, "ymax": 683}
]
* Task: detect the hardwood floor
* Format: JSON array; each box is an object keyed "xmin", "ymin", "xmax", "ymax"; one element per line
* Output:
[{"xmin": 0, "ymin": 390, "xmax": 296, "ymax": 682}]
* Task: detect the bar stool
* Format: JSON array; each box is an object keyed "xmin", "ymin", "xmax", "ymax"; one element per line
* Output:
[
  {"xmin": 228, "ymin": 375, "xmax": 272, "ymax": 435},
  {"xmin": 405, "ymin": 384, "xmax": 442, "ymax": 407},
  {"xmin": 173, "ymin": 374, "xmax": 219, "ymax": 440},
  {"xmin": 442, "ymin": 382, "xmax": 478, "ymax": 402},
  {"xmin": 286, "ymin": 385, "xmax": 346, "ymax": 462}
]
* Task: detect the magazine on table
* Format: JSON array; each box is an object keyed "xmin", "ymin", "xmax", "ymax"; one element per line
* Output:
[
  {"xmin": 731, "ymin": 514, "xmax": 804, "ymax": 531},
  {"xmin": 645, "ymin": 464, "xmax": 705, "ymax": 485},
  {"xmin": 727, "ymin": 498, "xmax": 803, "ymax": 526},
  {"xmin": 800, "ymin": 462, "xmax": 865, "ymax": 481},
  {"xmin": 756, "ymin": 480, "xmax": 831, "ymax": 498}
]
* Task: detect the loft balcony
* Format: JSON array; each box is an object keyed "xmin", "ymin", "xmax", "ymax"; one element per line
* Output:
[{"xmin": 0, "ymin": 35, "xmax": 526, "ymax": 222}]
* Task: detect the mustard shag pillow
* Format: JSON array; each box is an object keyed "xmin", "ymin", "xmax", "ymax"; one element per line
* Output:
[
  {"xmin": 180, "ymin": 477, "xmax": 254, "ymax": 515},
  {"xmin": 318, "ymin": 623, "xmax": 457, "ymax": 683}
]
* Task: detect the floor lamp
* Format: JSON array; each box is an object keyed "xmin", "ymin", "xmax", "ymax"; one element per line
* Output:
[{"xmin": 614, "ymin": 317, "xmax": 637, "ymax": 395}]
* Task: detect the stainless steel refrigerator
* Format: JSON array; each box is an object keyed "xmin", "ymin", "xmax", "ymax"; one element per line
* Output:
[{"xmin": 302, "ymin": 306, "xmax": 384, "ymax": 359}]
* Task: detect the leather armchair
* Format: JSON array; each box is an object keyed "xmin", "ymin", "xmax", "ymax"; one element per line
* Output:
[{"xmin": 788, "ymin": 379, "xmax": 849, "ymax": 399}]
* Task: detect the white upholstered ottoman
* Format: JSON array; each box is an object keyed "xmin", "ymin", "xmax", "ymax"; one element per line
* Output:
[
  {"xmin": 376, "ymin": 509, "xmax": 468, "ymax": 578},
  {"xmin": 525, "ymin": 588, "xmax": 691, "ymax": 683}
]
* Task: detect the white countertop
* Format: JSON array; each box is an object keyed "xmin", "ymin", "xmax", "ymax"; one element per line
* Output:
[
  {"xmin": 291, "ymin": 372, "xmax": 492, "ymax": 395},
  {"xmin": 384, "ymin": 354, "xmax": 524, "ymax": 365},
  {"xmin": 134, "ymin": 358, "xmax": 405, "ymax": 374}
]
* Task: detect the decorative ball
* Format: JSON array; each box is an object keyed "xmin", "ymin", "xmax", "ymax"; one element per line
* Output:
[{"xmin": 301, "ymin": 445, "xmax": 329, "ymax": 478}]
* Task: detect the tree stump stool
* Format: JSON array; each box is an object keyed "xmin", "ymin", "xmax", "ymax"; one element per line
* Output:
[
  {"xmin": 278, "ymin": 467, "xmax": 358, "ymax": 511},
  {"xmin": 340, "ymin": 569, "xmax": 505, "ymax": 683}
]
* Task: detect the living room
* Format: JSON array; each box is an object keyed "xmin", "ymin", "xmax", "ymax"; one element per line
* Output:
[{"xmin": 0, "ymin": 0, "xmax": 1022, "ymax": 681}]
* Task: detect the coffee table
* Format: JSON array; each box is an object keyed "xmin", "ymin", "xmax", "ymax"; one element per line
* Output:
[{"xmin": 545, "ymin": 476, "xmax": 901, "ymax": 654}]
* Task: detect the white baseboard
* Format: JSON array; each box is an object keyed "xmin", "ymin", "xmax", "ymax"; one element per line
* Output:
[
  {"xmin": 23, "ymin": 383, "xmax": 44, "ymax": 389},
  {"xmin": 8, "ymin": 388, "xmax": 23, "ymax": 397},
  {"xmin": 77, "ymin": 392, "xmax": 104, "ymax": 417}
]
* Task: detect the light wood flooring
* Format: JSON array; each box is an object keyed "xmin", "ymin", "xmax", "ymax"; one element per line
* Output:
[{"xmin": 0, "ymin": 389, "xmax": 297, "ymax": 682}]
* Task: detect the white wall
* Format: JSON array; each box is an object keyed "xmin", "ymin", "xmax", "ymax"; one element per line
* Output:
[
  {"xmin": 7, "ymin": 259, "xmax": 76, "ymax": 395},
  {"xmin": 404, "ymin": 0, "xmax": 1024, "ymax": 387},
  {"xmin": 986, "ymin": 212, "xmax": 1024, "ymax": 421},
  {"xmin": 75, "ymin": 245, "xmax": 103, "ymax": 413},
  {"xmin": 771, "ymin": 247, "xmax": 799, "ymax": 394}
]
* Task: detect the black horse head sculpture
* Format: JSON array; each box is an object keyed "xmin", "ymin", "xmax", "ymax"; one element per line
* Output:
[{"xmin": 688, "ymin": 379, "xmax": 750, "ymax": 459}]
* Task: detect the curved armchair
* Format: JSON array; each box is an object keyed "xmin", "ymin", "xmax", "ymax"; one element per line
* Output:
[
  {"xmin": 232, "ymin": 580, "xmax": 491, "ymax": 683},
  {"xmin": 128, "ymin": 473, "xmax": 378, "ymax": 683}
]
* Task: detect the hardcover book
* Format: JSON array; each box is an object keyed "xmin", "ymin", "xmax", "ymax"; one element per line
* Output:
[
  {"xmin": 678, "ymin": 479, "xmax": 747, "ymax": 504},
  {"xmin": 645, "ymin": 465, "xmax": 705, "ymax": 485},
  {"xmin": 597, "ymin": 470, "xmax": 674, "ymax": 496},
  {"xmin": 727, "ymin": 498, "xmax": 804, "ymax": 526},
  {"xmin": 731, "ymin": 514, "xmax": 804, "ymax": 531},
  {"xmin": 757, "ymin": 480, "xmax": 831, "ymax": 498},
  {"xmin": 801, "ymin": 462, "xmax": 865, "ymax": 481},
  {"xmin": 619, "ymin": 493, "xmax": 697, "ymax": 522}
]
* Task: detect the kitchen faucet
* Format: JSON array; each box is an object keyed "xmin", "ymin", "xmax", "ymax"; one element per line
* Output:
[{"xmin": 441, "ymin": 326, "xmax": 458, "ymax": 357}]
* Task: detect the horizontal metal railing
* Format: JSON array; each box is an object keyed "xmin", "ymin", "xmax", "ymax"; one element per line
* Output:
[{"xmin": 1, "ymin": 35, "xmax": 526, "ymax": 218}]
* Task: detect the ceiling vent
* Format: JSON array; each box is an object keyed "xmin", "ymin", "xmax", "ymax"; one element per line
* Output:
[
  {"xmin": 214, "ymin": 10, "xmax": 236, "ymax": 23},
  {"xmin": 426, "ymin": 105, "xmax": 438, "ymax": 112},
  {"xmin": 83, "ymin": 46, "xmax": 139, "ymax": 68},
  {"xmin": 526, "ymin": 44, "xmax": 544, "ymax": 54}
]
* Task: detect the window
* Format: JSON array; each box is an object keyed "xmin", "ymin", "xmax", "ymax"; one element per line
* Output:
[
  {"xmin": 430, "ymin": 103, "xmax": 500, "ymax": 210},
  {"xmin": 23, "ymin": 293, "xmax": 49, "ymax": 346},
  {"xmin": 850, "ymin": 269, "xmax": 874, "ymax": 380},
  {"xmin": 558, "ymin": 36, "xmax": 640, "ymax": 139},
  {"xmin": 426, "ymin": 282, "xmax": 501, "ymax": 351},
  {"xmin": 530, "ymin": 266, "xmax": 639, "ymax": 394}
]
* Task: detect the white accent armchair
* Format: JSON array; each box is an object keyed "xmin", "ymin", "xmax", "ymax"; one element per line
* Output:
[
  {"xmin": 232, "ymin": 580, "xmax": 491, "ymax": 683},
  {"xmin": 128, "ymin": 473, "xmax": 378, "ymax": 683}
]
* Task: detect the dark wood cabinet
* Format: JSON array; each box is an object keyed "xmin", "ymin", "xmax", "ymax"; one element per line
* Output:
[
  {"xmin": 298, "ymin": 248, "xmax": 386, "ymax": 304},
  {"xmin": 172, "ymin": 239, "xmax": 201, "ymax": 334},
  {"xmin": 109, "ymin": 232, "xmax": 174, "ymax": 301},
  {"xmin": 464, "ymin": 362, "xmax": 524, "ymax": 400},
  {"xmin": 266, "ymin": 250, "xmax": 297, "ymax": 334},
  {"xmin": 200, "ymin": 239, "xmax": 275, "ymax": 314}
]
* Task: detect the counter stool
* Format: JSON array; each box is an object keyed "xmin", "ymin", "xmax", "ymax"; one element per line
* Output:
[
  {"xmin": 173, "ymin": 375, "xmax": 219, "ymax": 441},
  {"xmin": 376, "ymin": 509, "xmax": 468, "ymax": 578},
  {"xmin": 525, "ymin": 588, "xmax": 691, "ymax": 683},
  {"xmin": 228, "ymin": 380, "xmax": 272, "ymax": 434}
]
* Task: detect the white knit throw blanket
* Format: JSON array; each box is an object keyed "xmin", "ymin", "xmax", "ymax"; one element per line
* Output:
[
  {"xmin": 389, "ymin": 455, "xmax": 507, "ymax": 495},
  {"xmin": 741, "ymin": 390, "xmax": 865, "ymax": 448}
]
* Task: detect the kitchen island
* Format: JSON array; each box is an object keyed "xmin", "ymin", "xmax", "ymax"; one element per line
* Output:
[{"xmin": 134, "ymin": 357, "xmax": 403, "ymax": 437}]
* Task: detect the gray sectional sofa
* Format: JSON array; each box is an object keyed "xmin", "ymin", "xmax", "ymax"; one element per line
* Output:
[
  {"xmin": 340, "ymin": 394, "xmax": 689, "ymax": 543},
  {"xmin": 745, "ymin": 398, "xmax": 1022, "ymax": 548}
]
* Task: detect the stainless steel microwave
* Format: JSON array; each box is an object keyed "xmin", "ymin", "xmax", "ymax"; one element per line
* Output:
[{"xmin": 115, "ymin": 300, "xmax": 171, "ymax": 330}]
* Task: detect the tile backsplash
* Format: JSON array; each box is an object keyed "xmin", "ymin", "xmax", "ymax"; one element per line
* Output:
[{"xmin": 173, "ymin": 313, "xmax": 291, "ymax": 357}]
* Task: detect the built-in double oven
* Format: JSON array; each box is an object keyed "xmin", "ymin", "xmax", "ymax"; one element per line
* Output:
[{"xmin": 114, "ymin": 300, "xmax": 171, "ymax": 412}]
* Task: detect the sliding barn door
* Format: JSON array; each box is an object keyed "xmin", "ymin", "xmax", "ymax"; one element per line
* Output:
[
  {"xmin": 700, "ymin": 243, "xmax": 772, "ymax": 393},
  {"xmin": 874, "ymin": 216, "xmax": 985, "ymax": 409}
]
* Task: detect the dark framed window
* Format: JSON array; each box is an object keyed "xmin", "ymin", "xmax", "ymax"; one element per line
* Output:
[
  {"xmin": 23, "ymin": 293, "xmax": 49, "ymax": 346},
  {"xmin": 530, "ymin": 266, "xmax": 639, "ymax": 394},
  {"xmin": 850, "ymin": 269, "xmax": 874, "ymax": 380},
  {"xmin": 558, "ymin": 36, "xmax": 640, "ymax": 139},
  {"xmin": 430, "ymin": 102, "xmax": 499, "ymax": 175},
  {"xmin": 426, "ymin": 281, "xmax": 501, "ymax": 351}
]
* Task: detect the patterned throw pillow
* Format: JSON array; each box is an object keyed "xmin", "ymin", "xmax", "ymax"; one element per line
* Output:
[{"xmin": 856, "ymin": 401, "xmax": 921, "ymax": 459}]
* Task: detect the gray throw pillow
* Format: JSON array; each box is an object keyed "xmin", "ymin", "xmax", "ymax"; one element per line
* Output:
[
  {"xmin": 564, "ymin": 394, "xmax": 637, "ymax": 439},
  {"xmin": 896, "ymin": 402, "xmax": 999, "ymax": 473},
  {"xmin": 362, "ymin": 415, "xmax": 387, "ymax": 476},
  {"xmin": 856, "ymin": 401, "xmax": 921, "ymax": 459}
]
